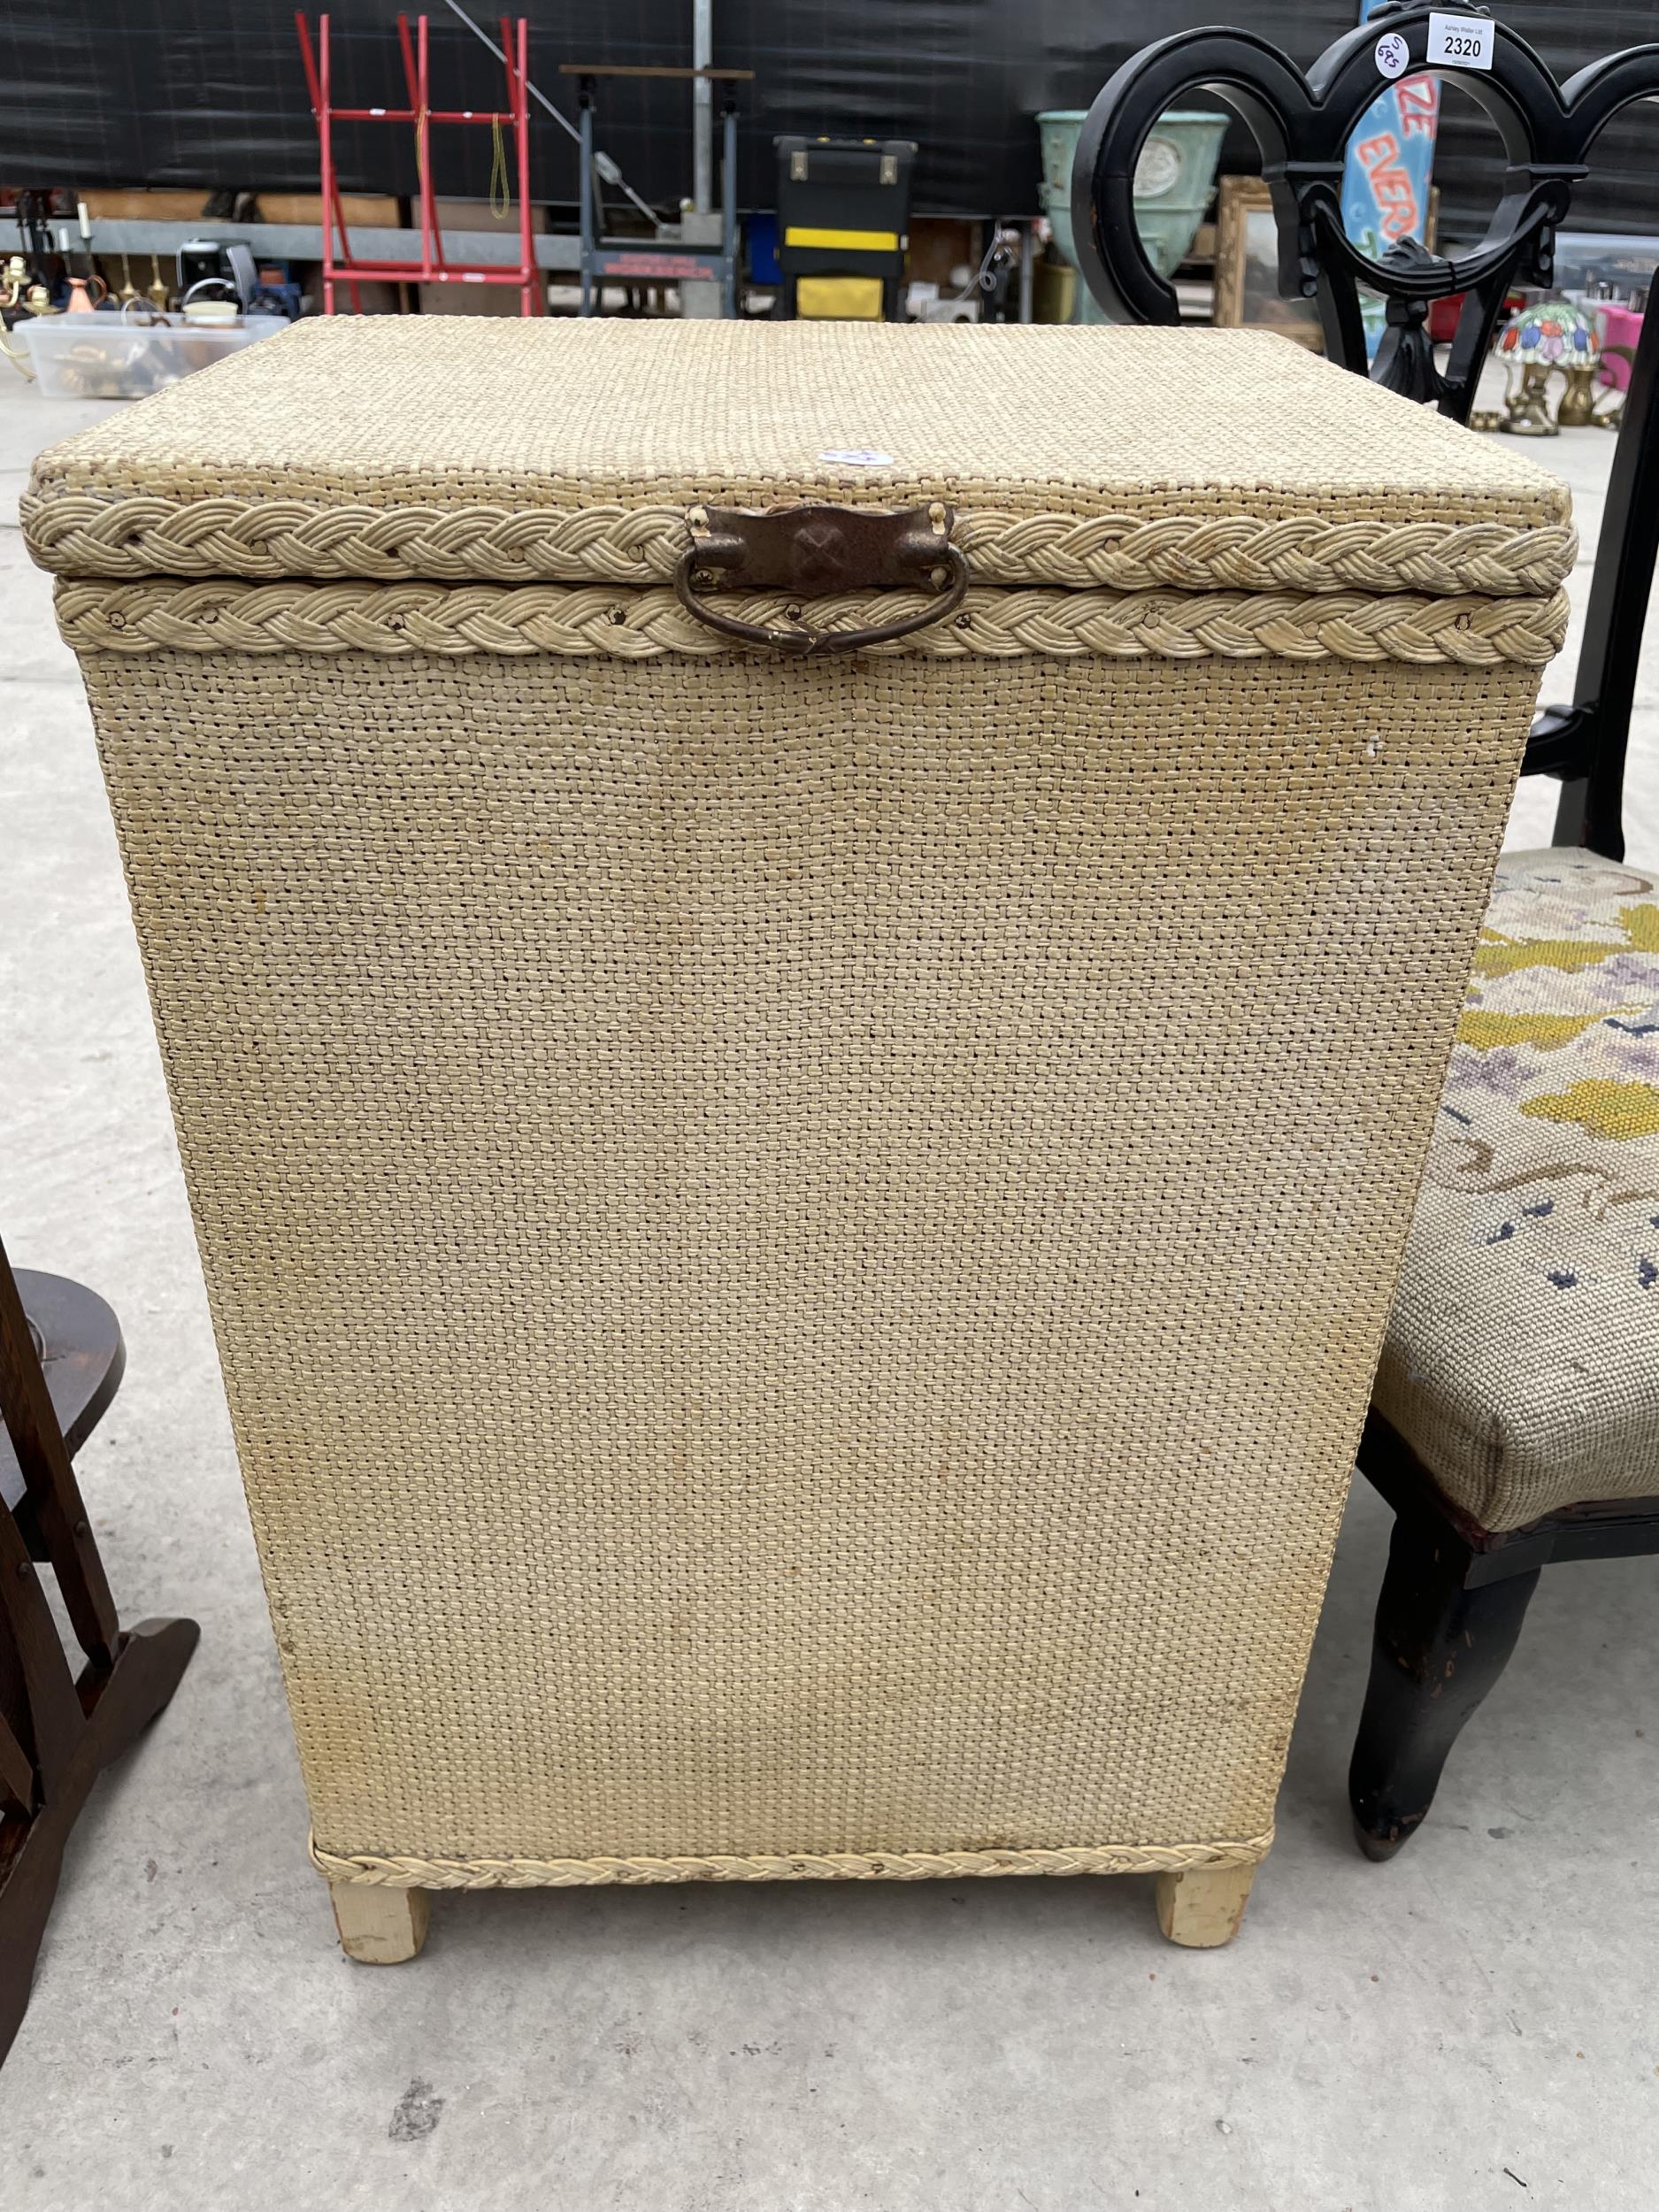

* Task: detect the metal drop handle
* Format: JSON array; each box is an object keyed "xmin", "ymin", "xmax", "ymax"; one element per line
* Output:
[{"xmin": 672, "ymin": 500, "xmax": 970, "ymax": 656}]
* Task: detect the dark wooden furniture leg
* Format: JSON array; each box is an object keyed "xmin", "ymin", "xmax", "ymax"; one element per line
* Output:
[
  {"xmin": 0, "ymin": 1240, "xmax": 198, "ymax": 2069},
  {"xmin": 1348, "ymin": 1516, "xmax": 1540, "ymax": 1861},
  {"xmin": 1350, "ymin": 1414, "xmax": 1659, "ymax": 1861}
]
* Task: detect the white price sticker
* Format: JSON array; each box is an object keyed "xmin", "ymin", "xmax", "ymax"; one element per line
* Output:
[
  {"xmin": 1373, "ymin": 30, "xmax": 1410, "ymax": 80},
  {"xmin": 818, "ymin": 449, "xmax": 894, "ymax": 468},
  {"xmin": 1427, "ymin": 12, "xmax": 1495, "ymax": 69}
]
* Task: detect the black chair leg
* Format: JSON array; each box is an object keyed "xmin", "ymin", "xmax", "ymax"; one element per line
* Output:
[{"xmin": 1348, "ymin": 1514, "xmax": 1540, "ymax": 1860}]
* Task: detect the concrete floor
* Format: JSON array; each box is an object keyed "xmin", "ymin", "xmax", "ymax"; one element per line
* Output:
[{"xmin": 1, "ymin": 359, "xmax": 1656, "ymax": 2212}]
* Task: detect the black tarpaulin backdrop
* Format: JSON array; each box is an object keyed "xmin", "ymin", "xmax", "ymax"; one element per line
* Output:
[{"xmin": 2, "ymin": 1, "xmax": 1657, "ymax": 240}]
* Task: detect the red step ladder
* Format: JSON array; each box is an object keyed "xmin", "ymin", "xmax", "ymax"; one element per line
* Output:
[{"xmin": 296, "ymin": 12, "xmax": 541, "ymax": 316}]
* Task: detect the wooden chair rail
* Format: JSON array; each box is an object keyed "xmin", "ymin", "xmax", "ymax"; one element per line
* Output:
[{"xmin": 0, "ymin": 1240, "xmax": 198, "ymax": 2069}]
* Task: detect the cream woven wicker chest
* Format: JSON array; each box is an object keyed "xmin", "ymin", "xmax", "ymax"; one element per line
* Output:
[{"xmin": 27, "ymin": 319, "xmax": 1573, "ymax": 1953}]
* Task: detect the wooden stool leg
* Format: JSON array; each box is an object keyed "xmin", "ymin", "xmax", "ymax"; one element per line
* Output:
[
  {"xmin": 1155, "ymin": 1863, "xmax": 1256, "ymax": 1948},
  {"xmin": 329, "ymin": 1879, "xmax": 431, "ymax": 1965}
]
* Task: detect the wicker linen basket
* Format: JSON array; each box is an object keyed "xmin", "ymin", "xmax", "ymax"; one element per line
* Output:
[{"xmin": 26, "ymin": 319, "xmax": 1573, "ymax": 1954}]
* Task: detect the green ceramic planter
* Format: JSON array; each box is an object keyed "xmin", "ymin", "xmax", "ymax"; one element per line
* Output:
[{"xmin": 1037, "ymin": 108, "xmax": 1228, "ymax": 324}]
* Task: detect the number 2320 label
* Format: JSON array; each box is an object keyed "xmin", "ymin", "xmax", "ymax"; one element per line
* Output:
[{"xmin": 1426, "ymin": 12, "xmax": 1495, "ymax": 69}]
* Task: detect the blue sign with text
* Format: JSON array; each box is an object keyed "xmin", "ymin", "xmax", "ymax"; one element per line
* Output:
[{"xmin": 1341, "ymin": 0, "xmax": 1441, "ymax": 355}]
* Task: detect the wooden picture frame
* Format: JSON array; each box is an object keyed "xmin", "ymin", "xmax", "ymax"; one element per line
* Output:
[
  {"xmin": 1213, "ymin": 175, "xmax": 1440, "ymax": 351},
  {"xmin": 1213, "ymin": 178, "xmax": 1324, "ymax": 348}
]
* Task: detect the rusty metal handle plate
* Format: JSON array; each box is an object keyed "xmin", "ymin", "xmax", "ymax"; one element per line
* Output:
[{"xmin": 673, "ymin": 500, "xmax": 968, "ymax": 655}]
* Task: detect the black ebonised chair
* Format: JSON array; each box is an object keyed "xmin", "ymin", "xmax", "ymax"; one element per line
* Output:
[
  {"xmin": 1349, "ymin": 296, "xmax": 1659, "ymax": 1855},
  {"xmin": 1072, "ymin": 5, "xmax": 1659, "ymax": 1856}
]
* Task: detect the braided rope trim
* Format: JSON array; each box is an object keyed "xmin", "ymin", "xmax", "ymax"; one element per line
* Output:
[
  {"xmin": 22, "ymin": 488, "xmax": 1577, "ymax": 597},
  {"xmin": 56, "ymin": 578, "xmax": 1570, "ymax": 666},
  {"xmin": 310, "ymin": 1828, "xmax": 1274, "ymax": 1889}
]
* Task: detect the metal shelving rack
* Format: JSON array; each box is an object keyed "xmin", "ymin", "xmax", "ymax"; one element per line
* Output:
[
  {"xmin": 562, "ymin": 65, "xmax": 749, "ymax": 317},
  {"xmin": 295, "ymin": 11, "xmax": 541, "ymax": 315}
]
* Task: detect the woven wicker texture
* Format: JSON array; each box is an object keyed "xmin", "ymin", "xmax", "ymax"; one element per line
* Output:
[
  {"xmin": 78, "ymin": 646, "xmax": 1542, "ymax": 1878},
  {"xmin": 309, "ymin": 1832, "xmax": 1273, "ymax": 1888},
  {"xmin": 25, "ymin": 319, "xmax": 1573, "ymax": 590},
  {"xmin": 25, "ymin": 495, "xmax": 1578, "ymax": 598},
  {"xmin": 53, "ymin": 578, "xmax": 1570, "ymax": 665},
  {"xmin": 1377, "ymin": 846, "xmax": 1659, "ymax": 1531}
]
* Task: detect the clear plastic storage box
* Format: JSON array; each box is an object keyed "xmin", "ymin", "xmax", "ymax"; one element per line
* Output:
[{"xmin": 22, "ymin": 312, "xmax": 288, "ymax": 401}]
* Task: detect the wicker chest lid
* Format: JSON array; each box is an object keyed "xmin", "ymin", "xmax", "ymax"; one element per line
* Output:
[{"xmin": 24, "ymin": 318, "xmax": 1574, "ymax": 600}]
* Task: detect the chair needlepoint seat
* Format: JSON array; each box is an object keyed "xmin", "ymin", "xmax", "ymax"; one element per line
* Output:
[
  {"xmin": 1350, "ymin": 847, "xmax": 1659, "ymax": 1863},
  {"xmin": 1374, "ymin": 845, "xmax": 1659, "ymax": 1533}
]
